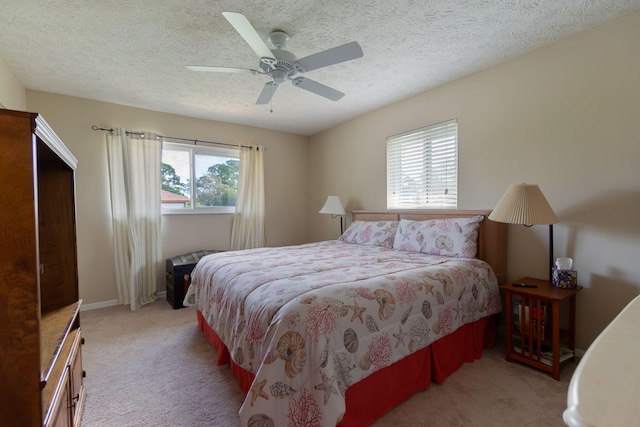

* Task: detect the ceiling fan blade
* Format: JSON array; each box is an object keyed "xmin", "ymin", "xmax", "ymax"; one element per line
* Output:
[
  {"xmin": 222, "ymin": 12, "xmax": 276, "ymax": 62},
  {"xmin": 291, "ymin": 77, "xmax": 344, "ymax": 101},
  {"xmin": 295, "ymin": 41, "xmax": 363, "ymax": 73},
  {"xmin": 256, "ymin": 82, "xmax": 278, "ymax": 104},
  {"xmin": 186, "ymin": 65, "xmax": 257, "ymax": 74}
]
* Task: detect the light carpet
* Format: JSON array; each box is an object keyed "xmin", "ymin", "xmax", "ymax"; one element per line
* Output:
[{"xmin": 80, "ymin": 300, "xmax": 575, "ymax": 427}]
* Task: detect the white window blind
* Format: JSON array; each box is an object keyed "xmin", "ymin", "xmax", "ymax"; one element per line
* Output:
[{"xmin": 387, "ymin": 119, "xmax": 458, "ymax": 209}]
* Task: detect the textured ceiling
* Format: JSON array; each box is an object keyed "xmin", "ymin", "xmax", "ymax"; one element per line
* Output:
[{"xmin": 1, "ymin": 1, "xmax": 639, "ymax": 136}]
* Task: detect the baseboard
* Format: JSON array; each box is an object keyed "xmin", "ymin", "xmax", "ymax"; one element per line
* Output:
[
  {"xmin": 81, "ymin": 291, "xmax": 167, "ymax": 311},
  {"xmin": 81, "ymin": 299, "xmax": 119, "ymax": 311}
]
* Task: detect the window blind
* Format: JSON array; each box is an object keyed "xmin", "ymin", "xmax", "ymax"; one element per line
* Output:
[{"xmin": 387, "ymin": 119, "xmax": 458, "ymax": 209}]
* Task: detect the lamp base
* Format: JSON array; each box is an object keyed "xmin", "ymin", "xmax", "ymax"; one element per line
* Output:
[{"xmin": 549, "ymin": 224, "xmax": 554, "ymax": 282}]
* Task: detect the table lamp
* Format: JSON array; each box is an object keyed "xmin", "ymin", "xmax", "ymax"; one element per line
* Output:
[
  {"xmin": 488, "ymin": 183, "xmax": 558, "ymax": 281},
  {"xmin": 319, "ymin": 196, "xmax": 346, "ymax": 235}
]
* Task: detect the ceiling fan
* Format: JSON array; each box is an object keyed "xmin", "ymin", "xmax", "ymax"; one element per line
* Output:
[{"xmin": 187, "ymin": 12, "xmax": 364, "ymax": 105}]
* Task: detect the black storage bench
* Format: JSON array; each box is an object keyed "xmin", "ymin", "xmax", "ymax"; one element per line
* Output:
[{"xmin": 166, "ymin": 250, "xmax": 221, "ymax": 309}]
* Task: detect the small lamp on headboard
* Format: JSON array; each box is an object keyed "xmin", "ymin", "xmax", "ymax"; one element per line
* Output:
[
  {"xmin": 319, "ymin": 196, "xmax": 346, "ymax": 235},
  {"xmin": 488, "ymin": 183, "xmax": 558, "ymax": 281}
]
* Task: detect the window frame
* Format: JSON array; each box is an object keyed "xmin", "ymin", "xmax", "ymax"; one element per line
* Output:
[
  {"xmin": 386, "ymin": 118, "xmax": 458, "ymax": 210},
  {"xmin": 161, "ymin": 141, "xmax": 239, "ymax": 215}
]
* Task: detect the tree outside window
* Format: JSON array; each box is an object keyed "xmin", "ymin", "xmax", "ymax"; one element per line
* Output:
[{"xmin": 161, "ymin": 142, "xmax": 239, "ymax": 213}]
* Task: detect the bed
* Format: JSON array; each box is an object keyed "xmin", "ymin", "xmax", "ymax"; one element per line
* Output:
[{"xmin": 184, "ymin": 209, "xmax": 506, "ymax": 427}]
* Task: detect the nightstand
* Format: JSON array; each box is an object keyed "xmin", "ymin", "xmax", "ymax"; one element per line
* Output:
[{"xmin": 500, "ymin": 277, "xmax": 582, "ymax": 380}]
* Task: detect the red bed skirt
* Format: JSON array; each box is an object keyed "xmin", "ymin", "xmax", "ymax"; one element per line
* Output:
[{"xmin": 197, "ymin": 311, "xmax": 495, "ymax": 426}]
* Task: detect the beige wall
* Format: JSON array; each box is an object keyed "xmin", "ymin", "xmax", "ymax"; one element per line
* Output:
[
  {"xmin": 0, "ymin": 55, "xmax": 25, "ymax": 110},
  {"xmin": 309, "ymin": 11, "xmax": 640, "ymax": 350},
  {"xmin": 25, "ymin": 92, "xmax": 310, "ymax": 306},
  {"xmin": 3, "ymin": 10, "xmax": 639, "ymax": 349}
]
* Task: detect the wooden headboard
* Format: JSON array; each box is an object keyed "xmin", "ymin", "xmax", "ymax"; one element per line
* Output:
[{"xmin": 351, "ymin": 210, "xmax": 507, "ymax": 284}]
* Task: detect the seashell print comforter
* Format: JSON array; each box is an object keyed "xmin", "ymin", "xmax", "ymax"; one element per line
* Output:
[{"xmin": 184, "ymin": 240, "xmax": 501, "ymax": 427}]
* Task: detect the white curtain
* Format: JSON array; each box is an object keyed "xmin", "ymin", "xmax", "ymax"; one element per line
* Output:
[
  {"xmin": 231, "ymin": 145, "xmax": 265, "ymax": 250},
  {"xmin": 106, "ymin": 128, "xmax": 163, "ymax": 310}
]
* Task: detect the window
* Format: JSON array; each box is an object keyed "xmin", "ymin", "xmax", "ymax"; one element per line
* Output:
[
  {"xmin": 387, "ymin": 119, "xmax": 458, "ymax": 209},
  {"xmin": 161, "ymin": 142, "xmax": 239, "ymax": 214}
]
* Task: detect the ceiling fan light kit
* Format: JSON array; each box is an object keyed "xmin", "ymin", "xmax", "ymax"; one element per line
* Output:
[
  {"xmin": 187, "ymin": 12, "xmax": 363, "ymax": 105},
  {"xmin": 268, "ymin": 31, "xmax": 290, "ymax": 49}
]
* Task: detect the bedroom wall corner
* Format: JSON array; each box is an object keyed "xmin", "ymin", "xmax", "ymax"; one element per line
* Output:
[
  {"xmin": 308, "ymin": 10, "xmax": 640, "ymax": 351},
  {"xmin": 25, "ymin": 91, "xmax": 311, "ymax": 306},
  {"xmin": 0, "ymin": 54, "xmax": 26, "ymax": 110}
]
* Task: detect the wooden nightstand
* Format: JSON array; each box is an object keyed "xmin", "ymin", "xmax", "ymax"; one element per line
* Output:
[{"xmin": 500, "ymin": 277, "xmax": 582, "ymax": 380}]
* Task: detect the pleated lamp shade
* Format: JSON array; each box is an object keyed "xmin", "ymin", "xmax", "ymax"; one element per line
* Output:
[{"xmin": 488, "ymin": 183, "xmax": 558, "ymax": 225}]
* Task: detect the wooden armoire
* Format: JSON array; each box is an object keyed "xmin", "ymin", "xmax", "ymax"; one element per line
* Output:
[{"xmin": 0, "ymin": 109, "xmax": 86, "ymax": 426}]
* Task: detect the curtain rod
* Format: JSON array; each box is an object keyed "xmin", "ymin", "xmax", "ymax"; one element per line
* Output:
[{"xmin": 91, "ymin": 126, "xmax": 265, "ymax": 151}]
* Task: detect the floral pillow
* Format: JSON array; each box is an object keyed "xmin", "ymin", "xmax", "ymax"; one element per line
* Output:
[
  {"xmin": 392, "ymin": 219, "xmax": 430, "ymax": 253},
  {"xmin": 338, "ymin": 221, "xmax": 399, "ymax": 248},
  {"xmin": 393, "ymin": 215, "xmax": 484, "ymax": 258}
]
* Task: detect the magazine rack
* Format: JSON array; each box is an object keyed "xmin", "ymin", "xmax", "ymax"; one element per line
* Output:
[{"xmin": 500, "ymin": 277, "xmax": 582, "ymax": 380}]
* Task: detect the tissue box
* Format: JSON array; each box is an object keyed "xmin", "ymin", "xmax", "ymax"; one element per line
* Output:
[{"xmin": 552, "ymin": 268, "xmax": 577, "ymax": 289}]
